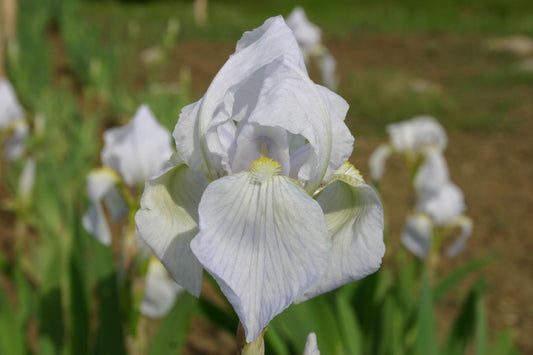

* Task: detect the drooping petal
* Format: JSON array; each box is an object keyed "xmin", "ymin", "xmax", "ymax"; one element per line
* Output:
[
  {"xmin": 387, "ymin": 116, "xmax": 447, "ymax": 154},
  {"xmin": 303, "ymin": 332, "xmax": 320, "ymax": 355},
  {"xmin": 297, "ymin": 162, "xmax": 384, "ymax": 302},
  {"xmin": 82, "ymin": 168, "xmax": 122, "ymax": 245},
  {"xmin": 414, "ymin": 148, "xmax": 449, "ymax": 196},
  {"xmin": 174, "ymin": 16, "xmax": 306, "ymax": 179},
  {"xmin": 446, "ymin": 215, "xmax": 473, "ymax": 257},
  {"xmin": 102, "ymin": 105, "xmax": 173, "ymax": 186},
  {"xmin": 190, "ymin": 165, "xmax": 330, "ymax": 343},
  {"xmin": 401, "ymin": 214, "xmax": 434, "ymax": 259},
  {"xmin": 135, "ymin": 155, "xmax": 208, "ymax": 297},
  {"xmin": 369, "ymin": 144, "xmax": 392, "ymax": 182},
  {"xmin": 416, "ymin": 182, "xmax": 465, "ymax": 225},
  {"xmin": 0, "ymin": 78, "xmax": 24, "ymax": 128},
  {"xmin": 140, "ymin": 259, "xmax": 183, "ymax": 318}
]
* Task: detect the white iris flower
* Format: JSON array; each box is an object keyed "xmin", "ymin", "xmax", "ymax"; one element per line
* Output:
[
  {"xmin": 136, "ymin": 16, "xmax": 384, "ymax": 343},
  {"xmin": 369, "ymin": 116, "xmax": 447, "ymax": 182},
  {"xmin": 82, "ymin": 105, "xmax": 173, "ymax": 245}
]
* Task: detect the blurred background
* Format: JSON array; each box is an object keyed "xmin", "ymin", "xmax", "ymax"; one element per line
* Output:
[{"xmin": 1, "ymin": 0, "xmax": 532, "ymax": 354}]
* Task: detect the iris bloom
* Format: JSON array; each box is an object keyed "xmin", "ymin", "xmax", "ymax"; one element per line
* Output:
[
  {"xmin": 0, "ymin": 78, "xmax": 28, "ymax": 160},
  {"xmin": 82, "ymin": 104, "xmax": 173, "ymax": 245},
  {"xmin": 369, "ymin": 116, "xmax": 447, "ymax": 182},
  {"xmin": 402, "ymin": 139, "xmax": 472, "ymax": 258},
  {"xmin": 286, "ymin": 7, "xmax": 338, "ymax": 90},
  {"xmin": 136, "ymin": 16, "xmax": 384, "ymax": 343}
]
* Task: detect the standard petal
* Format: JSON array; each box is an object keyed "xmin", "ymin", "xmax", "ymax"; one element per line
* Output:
[
  {"xmin": 228, "ymin": 57, "xmax": 334, "ymax": 192},
  {"xmin": 303, "ymin": 332, "xmax": 321, "ymax": 355},
  {"xmin": 174, "ymin": 16, "xmax": 306, "ymax": 178},
  {"xmin": 446, "ymin": 216, "xmax": 473, "ymax": 257},
  {"xmin": 314, "ymin": 85, "xmax": 352, "ymax": 183},
  {"xmin": 298, "ymin": 163, "xmax": 385, "ymax": 302},
  {"xmin": 140, "ymin": 259, "xmax": 183, "ymax": 318},
  {"xmin": 387, "ymin": 116, "xmax": 447, "ymax": 154},
  {"xmin": 401, "ymin": 214, "xmax": 434, "ymax": 259},
  {"xmin": 102, "ymin": 105, "xmax": 173, "ymax": 186},
  {"xmin": 190, "ymin": 171, "xmax": 330, "ymax": 343},
  {"xmin": 414, "ymin": 148, "xmax": 449, "ymax": 196},
  {"xmin": 135, "ymin": 158, "xmax": 208, "ymax": 297},
  {"xmin": 369, "ymin": 144, "xmax": 392, "ymax": 182}
]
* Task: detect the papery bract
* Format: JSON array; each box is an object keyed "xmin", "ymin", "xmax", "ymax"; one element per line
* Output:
[{"xmin": 137, "ymin": 16, "xmax": 384, "ymax": 343}]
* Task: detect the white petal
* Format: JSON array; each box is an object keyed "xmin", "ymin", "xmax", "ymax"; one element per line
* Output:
[
  {"xmin": 446, "ymin": 216, "xmax": 473, "ymax": 257},
  {"xmin": 0, "ymin": 79, "xmax": 25, "ymax": 128},
  {"xmin": 102, "ymin": 105, "xmax": 173, "ymax": 186},
  {"xmin": 298, "ymin": 163, "xmax": 384, "ymax": 302},
  {"xmin": 314, "ymin": 85, "xmax": 353, "ymax": 183},
  {"xmin": 191, "ymin": 171, "xmax": 330, "ymax": 343},
  {"xmin": 387, "ymin": 116, "xmax": 447, "ymax": 154},
  {"xmin": 369, "ymin": 144, "xmax": 392, "ymax": 182},
  {"xmin": 174, "ymin": 16, "xmax": 306, "ymax": 179},
  {"xmin": 286, "ymin": 7, "xmax": 322, "ymax": 59},
  {"xmin": 317, "ymin": 52, "xmax": 338, "ymax": 90},
  {"xmin": 135, "ymin": 157, "xmax": 208, "ymax": 297},
  {"xmin": 140, "ymin": 259, "xmax": 183, "ymax": 318},
  {"xmin": 82, "ymin": 168, "xmax": 121, "ymax": 245},
  {"xmin": 303, "ymin": 332, "xmax": 320, "ymax": 355},
  {"xmin": 416, "ymin": 182, "xmax": 465, "ymax": 225},
  {"xmin": 401, "ymin": 214, "xmax": 434, "ymax": 259},
  {"xmin": 414, "ymin": 148, "xmax": 449, "ymax": 195},
  {"xmin": 227, "ymin": 58, "xmax": 335, "ymax": 192}
]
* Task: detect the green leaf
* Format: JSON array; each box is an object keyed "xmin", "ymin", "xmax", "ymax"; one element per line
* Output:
[
  {"xmin": 38, "ymin": 242, "xmax": 65, "ymax": 355},
  {"xmin": 334, "ymin": 292, "xmax": 362, "ymax": 355},
  {"xmin": 415, "ymin": 270, "xmax": 438, "ymax": 355},
  {"xmin": 490, "ymin": 328, "xmax": 520, "ymax": 355},
  {"xmin": 442, "ymin": 281, "xmax": 479, "ymax": 355},
  {"xmin": 474, "ymin": 280, "xmax": 488, "ymax": 355},
  {"xmin": 92, "ymin": 241, "xmax": 126, "ymax": 355},
  {"xmin": 264, "ymin": 324, "xmax": 290, "ymax": 355},
  {"xmin": 148, "ymin": 293, "xmax": 197, "ymax": 355},
  {"xmin": 69, "ymin": 214, "xmax": 89, "ymax": 355},
  {"xmin": 433, "ymin": 255, "xmax": 494, "ymax": 302},
  {"xmin": 0, "ymin": 282, "xmax": 26, "ymax": 355}
]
